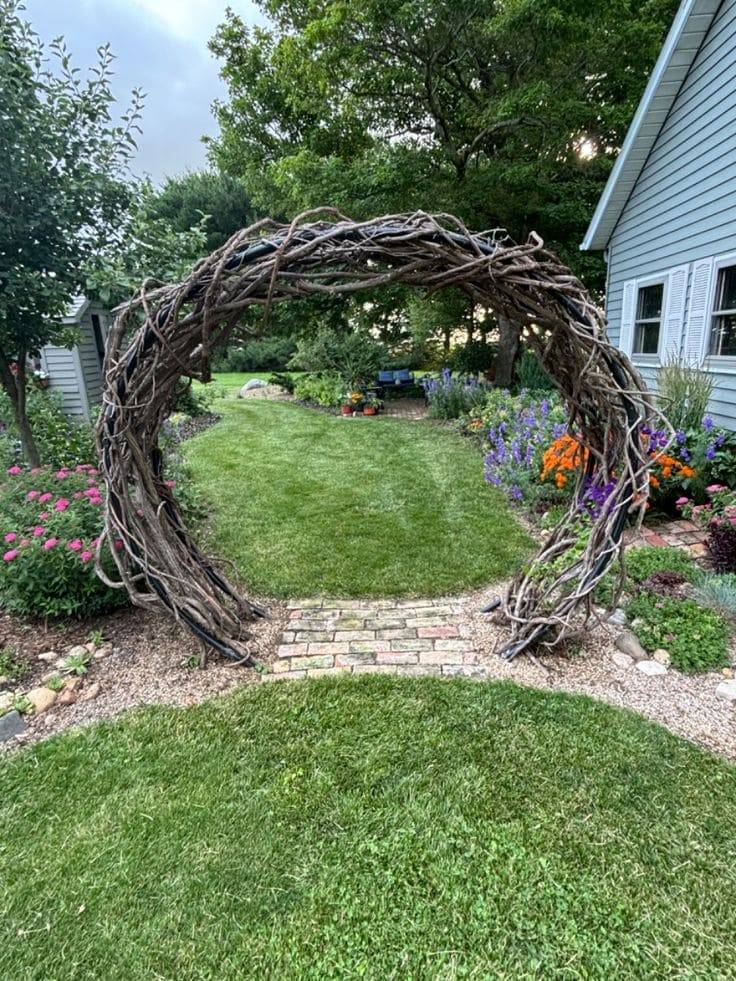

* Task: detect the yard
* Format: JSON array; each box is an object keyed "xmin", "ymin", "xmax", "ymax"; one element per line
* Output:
[
  {"xmin": 184, "ymin": 398, "xmax": 532, "ymax": 597},
  {"xmin": 2, "ymin": 676, "xmax": 736, "ymax": 978}
]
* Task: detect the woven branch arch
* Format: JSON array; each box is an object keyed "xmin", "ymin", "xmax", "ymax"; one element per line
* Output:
[{"xmin": 96, "ymin": 210, "xmax": 660, "ymax": 664}]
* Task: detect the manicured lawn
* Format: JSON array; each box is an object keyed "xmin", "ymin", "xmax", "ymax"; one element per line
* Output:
[
  {"xmin": 184, "ymin": 400, "xmax": 531, "ymax": 597},
  {"xmin": 1, "ymin": 677, "xmax": 735, "ymax": 978},
  {"xmin": 200, "ymin": 371, "xmax": 301, "ymax": 399}
]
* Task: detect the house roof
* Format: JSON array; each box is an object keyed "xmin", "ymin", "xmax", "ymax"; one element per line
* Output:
[
  {"xmin": 581, "ymin": 0, "xmax": 723, "ymax": 252},
  {"xmin": 62, "ymin": 294, "xmax": 90, "ymax": 323}
]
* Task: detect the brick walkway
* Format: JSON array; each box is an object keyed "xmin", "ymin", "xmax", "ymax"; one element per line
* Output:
[
  {"xmin": 380, "ymin": 398, "xmax": 426, "ymax": 420},
  {"xmin": 624, "ymin": 518, "xmax": 707, "ymax": 557},
  {"xmin": 262, "ymin": 598, "xmax": 484, "ymax": 683}
]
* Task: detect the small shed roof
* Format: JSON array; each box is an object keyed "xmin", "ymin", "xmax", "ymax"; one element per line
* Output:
[
  {"xmin": 61, "ymin": 295, "xmax": 91, "ymax": 324},
  {"xmin": 581, "ymin": 0, "xmax": 722, "ymax": 252}
]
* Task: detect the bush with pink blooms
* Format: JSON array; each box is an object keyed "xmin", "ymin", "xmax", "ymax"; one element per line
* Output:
[
  {"xmin": 0, "ymin": 464, "xmax": 127, "ymax": 617},
  {"xmin": 677, "ymin": 484, "xmax": 736, "ymax": 573}
]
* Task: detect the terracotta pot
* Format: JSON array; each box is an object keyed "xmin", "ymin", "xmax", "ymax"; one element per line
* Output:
[
  {"xmin": 363, "ymin": 406, "xmax": 377, "ymax": 416},
  {"xmin": 341, "ymin": 404, "xmax": 353, "ymax": 415}
]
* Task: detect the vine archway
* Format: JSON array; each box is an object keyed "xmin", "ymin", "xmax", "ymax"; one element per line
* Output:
[{"xmin": 96, "ymin": 210, "xmax": 658, "ymax": 664}]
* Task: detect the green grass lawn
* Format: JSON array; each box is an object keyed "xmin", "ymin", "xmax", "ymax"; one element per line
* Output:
[
  {"xmin": 1, "ymin": 677, "xmax": 735, "ymax": 978},
  {"xmin": 198, "ymin": 371, "xmax": 302, "ymax": 399},
  {"xmin": 183, "ymin": 400, "xmax": 531, "ymax": 597}
]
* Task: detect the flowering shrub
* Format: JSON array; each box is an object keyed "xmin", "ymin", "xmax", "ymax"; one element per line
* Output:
[
  {"xmin": 472, "ymin": 390, "xmax": 569, "ymax": 503},
  {"xmin": 0, "ymin": 465, "xmax": 126, "ymax": 617},
  {"xmin": 678, "ymin": 483, "xmax": 736, "ymax": 573},
  {"xmin": 0, "ymin": 388, "xmax": 95, "ymax": 468},
  {"xmin": 423, "ymin": 370, "xmax": 489, "ymax": 420}
]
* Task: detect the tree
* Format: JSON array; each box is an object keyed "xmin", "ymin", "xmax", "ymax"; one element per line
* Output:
[
  {"xmin": 145, "ymin": 170, "xmax": 259, "ymax": 254},
  {"xmin": 209, "ymin": 0, "xmax": 680, "ymax": 382},
  {"xmin": 0, "ymin": 2, "xmax": 142, "ymax": 464}
]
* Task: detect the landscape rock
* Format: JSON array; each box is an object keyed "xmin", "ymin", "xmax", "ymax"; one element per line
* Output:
[
  {"xmin": 611, "ymin": 650, "xmax": 634, "ymax": 669},
  {"xmin": 37, "ymin": 651, "xmax": 58, "ymax": 663},
  {"xmin": 0, "ymin": 675, "xmax": 8, "ymax": 688},
  {"xmin": 85, "ymin": 642, "xmax": 96, "ymax": 654},
  {"xmin": 94, "ymin": 643, "xmax": 114, "ymax": 660},
  {"xmin": 652, "ymin": 648, "xmax": 671, "ymax": 666},
  {"xmin": 0, "ymin": 710, "xmax": 26, "ymax": 742},
  {"xmin": 715, "ymin": 681, "xmax": 736, "ymax": 701},
  {"xmin": 66, "ymin": 645, "xmax": 89, "ymax": 661},
  {"xmin": 56, "ymin": 690, "xmax": 78, "ymax": 707},
  {"xmin": 64, "ymin": 677, "xmax": 83, "ymax": 692},
  {"xmin": 636, "ymin": 660, "xmax": 667, "ymax": 676},
  {"xmin": 0, "ymin": 691, "xmax": 15, "ymax": 711},
  {"xmin": 239, "ymin": 379, "xmax": 268, "ymax": 396},
  {"xmin": 607, "ymin": 608, "xmax": 627, "ymax": 627},
  {"xmin": 26, "ymin": 686, "xmax": 58, "ymax": 714},
  {"xmin": 722, "ymin": 667, "xmax": 735, "ymax": 679},
  {"xmin": 615, "ymin": 631, "xmax": 648, "ymax": 662},
  {"xmin": 79, "ymin": 682, "xmax": 101, "ymax": 703}
]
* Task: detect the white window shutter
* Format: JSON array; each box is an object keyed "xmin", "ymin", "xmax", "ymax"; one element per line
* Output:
[
  {"xmin": 660, "ymin": 265, "xmax": 689, "ymax": 360},
  {"xmin": 619, "ymin": 280, "xmax": 636, "ymax": 355},
  {"xmin": 684, "ymin": 258, "xmax": 714, "ymax": 362}
]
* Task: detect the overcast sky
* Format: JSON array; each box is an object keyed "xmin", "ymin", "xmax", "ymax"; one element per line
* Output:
[{"xmin": 23, "ymin": 0, "xmax": 266, "ymax": 184}]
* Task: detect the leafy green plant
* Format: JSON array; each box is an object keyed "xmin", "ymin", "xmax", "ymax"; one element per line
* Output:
[
  {"xmin": 172, "ymin": 379, "xmax": 215, "ymax": 418},
  {"xmin": 423, "ymin": 369, "xmax": 489, "ymax": 420},
  {"xmin": 45, "ymin": 675, "xmax": 65, "ymax": 693},
  {"xmin": 0, "ymin": 646, "xmax": 28, "ymax": 683},
  {"xmin": 516, "ymin": 349, "xmax": 555, "ymax": 393},
  {"xmin": 62, "ymin": 652, "xmax": 90, "ymax": 676},
  {"xmin": 88, "ymin": 629, "xmax": 106, "ymax": 647},
  {"xmin": 624, "ymin": 546, "xmax": 695, "ymax": 584},
  {"xmin": 267, "ymin": 372, "xmax": 295, "ymax": 393},
  {"xmin": 625, "ymin": 592, "xmax": 729, "ymax": 673},
  {"xmin": 12, "ymin": 694, "xmax": 33, "ymax": 715},
  {"xmin": 0, "ymin": 389, "xmax": 95, "ymax": 469},
  {"xmin": 292, "ymin": 372, "xmax": 344, "ymax": 407}
]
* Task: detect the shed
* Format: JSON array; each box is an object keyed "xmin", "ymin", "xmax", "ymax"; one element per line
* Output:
[{"xmin": 40, "ymin": 296, "xmax": 111, "ymax": 421}]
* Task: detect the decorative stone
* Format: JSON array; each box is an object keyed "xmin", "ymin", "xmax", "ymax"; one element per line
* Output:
[
  {"xmin": 607, "ymin": 608, "xmax": 627, "ymax": 627},
  {"xmin": 611, "ymin": 650, "xmax": 634, "ymax": 669},
  {"xmin": 37, "ymin": 651, "xmax": 58, "ymax": 663},
  {"xmin": 66, "ymin": 645, "xmax": 89, "ymax": 660},
  {"xmin": 0, "ymin": 691, "xmax": 15, "ymax": 711},
  {"xmin": 715, "ymin": 681, "xmax": 736, "ymax": 701},
  {"xmin": 57, "ymin": 690, "xmax": 78, "ymax": 707},
  {"xmin": 722, "ymin": 667, "xmax": 735, "ymax": 679},
  {"xmin": 0, "ymin": 675, "xmax": 9, "ymax": 688},
  {"xmin": 79, "ymin": 682, "xmax": 101, "ymax": 702},
  {"xmin": 636, "ymin": 660, "xmax": 667, "ymax": 676},
  {"xmin": 94, "ymin": 643, "xmax": 114, "ymax": 660},
  {"xmin": 0, "ymin": 710, "xmax": 26, "ymax": 741},
  {"xmin": 615, "ymin": 631, "xmax": 648, "ymax": 662},
  {"xmin": 652, "ymin": 648, "xmax": 671, "ymax": 666},
  {"xmin": 239, "ymin": 379, "xmax": 267, "ymax": 396},
  {"xmin": 64, "ymin": 676, "xmax": 83, "ymax": 692},
  {"xmin": 26, "ymin": 686, "xmax": 58, "ymax": 714},
  {"xmin": 85, "ymin": 642, "xmax": 96, "ymax": 654}
]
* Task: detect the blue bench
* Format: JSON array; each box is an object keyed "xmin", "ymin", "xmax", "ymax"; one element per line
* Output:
[{"xmin": 377, "ymin": 369, "xmax": 414, "ymax": 389}]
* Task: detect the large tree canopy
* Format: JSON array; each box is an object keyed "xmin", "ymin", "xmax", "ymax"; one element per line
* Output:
[
  {"xmin": 209, "ymin": 0, "xmax": 679, "ymax": 288},
  {"xmin": 0, "ymin": 0, "xmax": 142, "ymax": 463}
]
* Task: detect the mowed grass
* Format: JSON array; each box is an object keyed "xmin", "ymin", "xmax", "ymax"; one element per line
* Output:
[
  {"xmin": 1, "ymin": 677, "xmax": 735, "ymax": 978},
  {"xmin": 198, "ymin": 371, "xmax": 302, "ymax": 399},
  {"xmin": 184, "ymin": 400, "xmax": 531, "ymax": 597}
]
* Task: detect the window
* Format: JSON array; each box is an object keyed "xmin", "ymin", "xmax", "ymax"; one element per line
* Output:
[
  {"xmin": 633, "ymin": 282, "xmax": 663, "ymax": 354},
  {"xmin": 708, "ymin": 264, "xmax": 736, "ymax": 356}
]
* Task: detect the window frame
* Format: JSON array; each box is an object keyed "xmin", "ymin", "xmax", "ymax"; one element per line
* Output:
[
  {"xmin": 707, "ymin": 255, "xmax": 736, "ymax": 360},
  {"xmin": 630, "ymin": 274, "xmax": 667, "ymax": 363}
]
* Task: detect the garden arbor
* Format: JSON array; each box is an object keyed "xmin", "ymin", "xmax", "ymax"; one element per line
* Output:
[{"xmin": 97, "ymin": 211, "xmax": 657, "ymax": 663}]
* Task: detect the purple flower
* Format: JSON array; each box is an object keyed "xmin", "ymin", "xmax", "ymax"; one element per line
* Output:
[
  {"xmin": 706, "ymin": 445, "xmax": 716, "ymax": 461},
  {"xmin": 703, "ymin": 415, "xmax": 714, "ymax": 432},
  {"xmin": 676, "ymin": 430, "xmax": 686, "ymax": 444}
]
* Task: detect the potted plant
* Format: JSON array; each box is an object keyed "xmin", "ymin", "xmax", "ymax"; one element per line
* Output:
[{"xmin": 363, "ymin": 393, "xmax": 381, "ymax": 416}]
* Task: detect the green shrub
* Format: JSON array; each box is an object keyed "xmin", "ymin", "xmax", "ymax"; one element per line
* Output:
[
  {"xmin": 0, "ymin": 389, "xmax": 95, "ymax": 468},
  {"xmin": 516, "ymin": 349, "xmax": 555, "ymax": 393},
  {"xmin": 172, "ymin": 379, "xmax": 215, "ymax": 418},
  {"xmin": 213, "ymin": 336, "xmax": 297, "ymax": 372},
  {"xmin": 267, "ymin": 372, "xmax": 295, "ymax": 393},
  {"xmin": 625, "ymin": 592, "xmax": 729, "ymax": 673},
  {"xmin": 292, "ymin": 372, "xmax": 344, "ymax": 407},
  {"xmin": 448, "ymin": 339, "xmax": 496, "ymax": 375},
  {"xmin": 657, "ymin": 357, "xmax": 714, "ymax": 432},
  {"xmin": 624, "ymin": 546, "xmax": 695, "ymax": 584},
  {"xmin": 0, "ymin": 465, "xmax": 126, "ymax": 618},
  {"xmin": 289, "ymin": 328, "xmax": 386, "ymax": 388}
]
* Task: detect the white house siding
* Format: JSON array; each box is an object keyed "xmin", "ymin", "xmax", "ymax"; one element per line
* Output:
[{"xmin": 606, "ymin": 0, "xmax": 736, "ymax": 427}]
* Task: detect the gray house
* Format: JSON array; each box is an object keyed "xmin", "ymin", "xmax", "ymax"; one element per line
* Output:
[
  {"xmin": 582, "ymin": 0, "xmax": 736, "ymax": 428},
  {"xmin": 39, "ymin": 296, "xmax": 111, "ymax": 421}
]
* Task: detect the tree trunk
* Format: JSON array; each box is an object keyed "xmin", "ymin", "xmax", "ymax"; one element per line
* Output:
[
  {"xmin": 0, "ymin": 354, "xmax": 41, "ymax": 467},
  {"xmin": 495, "ymin": 315, "xmax": 521, "ymax": 389}
]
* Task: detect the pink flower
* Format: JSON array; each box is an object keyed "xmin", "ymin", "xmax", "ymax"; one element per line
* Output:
[
  {"xmin": 38, "ymin": 493, "xmax": 52, "ymax": 504},
  {"xmin": 7, "ymin": 465, "xmax": 21, "ymax": 475},
  {"xmin": 26, "ymin": 491, "xmax": 38, "ymax": 500},
  {"xmin": 39, "ymin": 511, "xmax": 49, "ymax": 520},
  {"xmin": 4, "ymin": 532, "xmax": 16, "ymax": 543},
  {"xmin": 83, "ymin": 488, "xmax": 98, "ymax": 497},
  {"xmin": 73, "ymin": 492, "xmax": 82, "ymax": 499},
  {"xmin": 43, "ymin": 538, "xmax": 58, "ymax": 550},
  {"xmin": 55, "ymin": 470, "xmax": 68, "ymax": 480},
  {"xmin": 114, "ymin": 539, "xmax": 124, "ymax": 551},
  {"xmin": 68, "ymin": 539, "xmax": 82, "ymax": 552},
  {"xmin": 80, "ymin": 550, "xmax": 93, "ymax": 563},
  {"xmin": 20, "ymin": 538, "xmax": 29, "ymax": 546},
  {"xmin": 706, "ymin": 484, "xmax": 726, "ymax": 493},
  {"xmin": 91, "ymin": 537, "xmax": 100, "ymax": 547},
  {"xmin": 54, "ymin": 498, "xmax": 70, "ymax": 512},
  {"xmin": 675, "ymin": 497, "xmax": 689, "ymax": 507},
  {"xmin": 3, "ymin": 549, "xmax": 17, "ymax": 561},
  {"xmin": 75, "ymin": 464, "xmax": 89, "ymax": 472},
  {"xmin": 33, "ymin": 526, "xmax": 45, "ymax": 536},
  {"xmin": 89, "ymin": 469, "xmax": 98, "ymax": 476},
  {"xmin": 164, "ymin": 480, "xmax": 176, "ymax": 488},
  {"xmin": 30, "ymin": 467, "xmax": 42, "ymax": 475},
  {"xmin": 86, "ymin": 478, "xmax": 97, "ymax": 486}
]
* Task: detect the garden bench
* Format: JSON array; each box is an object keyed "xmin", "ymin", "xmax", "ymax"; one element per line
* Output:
[{"xmin": 376, "ymin": 369, "xmax": 415, "ymax": 392}]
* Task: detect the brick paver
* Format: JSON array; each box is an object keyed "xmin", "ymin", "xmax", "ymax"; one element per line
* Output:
[{"xmin": 262, "ymin": 597, "xmax": 486, "ymax": 682}]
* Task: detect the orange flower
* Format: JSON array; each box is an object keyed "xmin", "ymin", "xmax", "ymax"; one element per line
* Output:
[{"xmin": 555, "ymin": 472, "xmax": 567, "ymax": 488}]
